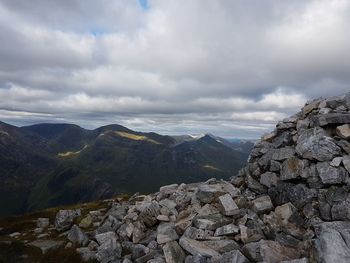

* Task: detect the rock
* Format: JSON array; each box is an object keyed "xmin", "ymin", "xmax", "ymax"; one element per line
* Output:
[
  {"xmin": 315, "ymin": 222, "xmax": 350, "ymax": 263},
  {"xmin": 183, "ymin": 227, "xmax": 213, "ymax": 240},
  {"xmin": 252, "ymin": 195, "xmax": 273, "ymax": 214},
  {"xmin": 29, "ymin": 240, "xmax": 64, "ymax": 254},
  {"xmin": 95, "ymin": 231, "xmax": 117, "ymax": 245},
  {"xmin": 218, "ymin": 194, "xmax": 240, "ymax": 216},
  {"xmin": 163, "ymin": 241, "xmax": 186, "ymax": 263},
  {"xmin": 262, "ymin": 131, "xmax": 276, "ymax": 142},
  {"xmin": 268, "ymin": 182, "xmax": 316, "ymax": 209},
  {"xmin": 296, "ymin": 127, "xmax": 341, "ymax": 161},
  {"xmin": 139, "ymin": 201, "xmax": 160, "ymax": 227},
  {"xmin": 274, "ymin": 203, "xmax": 297, "ymax": 224},
  {"xmin": 337, "ymin": 140, "xmax": 350, "ymax": 154},
  {"xmin": 281, "ymin": 157, "xmax": 305, "ymax": 180},
  {"xmin": 37, "ymin": 218, "xmax": 49, "ymax": 229},
  {"xmin": 202, "ymin": 240, "xmax": 240, "ymax": 253},
  {"xmin": 196, "ymin": 184, "xmax": 225, "ymax": 203},
  {"xmin": 179, "ymin": 236, "xmax": 221, "ymax": 258},
  {"xmin": 242, "ymin": 240, "xmax": 300, "ymax": 263},
  {"xmin": 331, "ymin": 198, "xmax": 350, "ymax": 220},
  {"xmin": 316, "ymin": 162, "xmax": 347, "ymax": 184},
  {"xmin": 336, "ymin": 124, "xmax": 350, "ymax": 139},
  {"xmin": 96, "ymin": 235, "xmax": 122, "ymax": 263},
  {"xmin": 239, "ymin": 224, "xmax": 264, "ymax": 244},
  {"xmin": 343, "ymin": 155, "xmax": 350, "ymax": 173},
  {"xmin": 157, "ymin": 215, "xmax": 170, "ymax": 222},
  {"xmin": 272, "ymin": 147, "xmax": 296, "ymax": 161},
  {"xmin": 79, "ymin": 214, "xmax": 93, "ymax": 228},
  {"xmin": 330, "ymin": 157, "xmax": 343, "ymax": 167},
  {"xmin": 312, "ymin": 113, "xmax": 350, "ymax": 126},
  {"xmin": 76, "ymin": 247, "xmax": 96, "ymax": 262},
  {"xmin": 54, "ymin": 209, "xmax": 81, "ymax": 231},
  {"xmin": 221, "ymin": 250, "xmax": 250, "ymax": 263},
  {"xmin": 156, "ymin": 223, "xmax": 179, "ymax": 244},
  {"xmin": 260, "ymin": 172, "xmax": 279, "ymax": 187},
  {"xmin": 303, "ymin": 99, "xmax": 321, "ymax": 115},
  {"xmin": 246, "ymin": 175, "xmax": 267, "ymax": 194},
  {"xmin": 67, "ymin": 225, "xmax": 89, "ymax": 246},
  {"xmin": 193, "ymin": 213, "xmax": 231, "ymax": 231},
  {"xmin": 281, "ymin": 259, "xmax": 308, "ymax": 263},
  {"xmin": 214, "ymin": 224, "xmax": 239, "ymax": 236}
]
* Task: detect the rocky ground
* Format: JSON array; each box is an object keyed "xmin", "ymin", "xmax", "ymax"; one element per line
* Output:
[{"xmin": 1, "ymin": 92, "xmax": 350, "ymax": 263}]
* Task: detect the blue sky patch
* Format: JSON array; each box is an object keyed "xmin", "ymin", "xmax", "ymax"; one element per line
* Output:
[{"xmin": 138, "ymin": 0, "xmax": 149, "ymax": 10}]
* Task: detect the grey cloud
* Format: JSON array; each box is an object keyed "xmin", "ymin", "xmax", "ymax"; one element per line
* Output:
[{"xmin": 0, "ymin": 0, "xmax": 349, "ymax": 138}]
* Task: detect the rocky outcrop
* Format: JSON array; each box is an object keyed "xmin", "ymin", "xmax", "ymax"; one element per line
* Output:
[{"xmin": 21, "ymin": 93, "xmax": 350, "ymax": 262}]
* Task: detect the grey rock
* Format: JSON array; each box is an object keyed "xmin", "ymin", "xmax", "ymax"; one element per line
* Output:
[
  {"xmin": 202, "ymin": 239, "xmax": 240, "ymax": 254},
  {"xmin": 76, "ymin": 247, "xmax": 96, "ymax": 262},
  {"xmin": 156, "ymin": 223, "xmax": 179, "ymax": 244},
  {"xmin": 252, "ymin": 195, "xmax": 273, "ymax": 214},
  {"xmin": 54, "ymin": 209, "xmax": 81, "ymax": 232},
  {"xmin": 239, "ymin": 223, "xmax": 264, "ymax": 244},
  {"xmin": 325, "ymin": 96, "xmax": 346, "ymax": 109},
  {"xmin": 337, "ymin": 140, "xmax": 350, "ymax": 154},
  {"xmin": 221, "ymin": 250, "xmax": 249, "ymax": 263},
  {"xmin": 218, "ymin": 194, "xmax": 239, "ymax": 216},
  {"xmin": 268, "ymin": 182, "xmax": 316, "ymax": 209},
  {"xmin": 139, "ymin": 201, "xmax": 160, "ymax": 227},
  {"xmin": 183, "ymin": 227, "xmax": 213, "ymax": 240},
  {"xmin": 260, "ymin": 172, "xmax": 279, "ymax": 187},
  {"xmin": 331, "ymin": 198, "xmax": 350, "ymax": 220},
  {"xmin": 336, "ymin": 124, "xmax": 350, "ymax": 139},
  {"xmin": 37, "ymin": 218, "xmax": 49, "ymax": 229},
  {"xmin": 343, "ymin": 155, "xmax": 350, "ymax": 173},
  {"xmin": 96, "ymin": 235, "xmax": 122, "ymax": 263},
  {"xmin": 214, "ymin": 224, "xmax": 239, "ymax": 236},
  {"xmin": 281, "ymin": 259, "xmax": 308, "ymax": 263},
  {"xmin": 242, "ymin": 239, "xmax": 300, "ymax": 263},
  {"xmin": 179, "ymin": 236, "xmax": 221, "ymax": 258},
  {"xmin": 270, "ymin": 160, "xmax": 281, "ymax": 172},
  {"xmin": 95, "ymin": 231, "xmax": 117, "ymax": 245},
  {"xmin": 316, "ymin": 162, "xmax": 347, "ymax": 184},
  {"xmin": 312, "ymin": 113, "xmax": 350, "ymax": 126},
  {"xmin": 315, "ymin": 222, "xmax": 350, "ymax": 263},
  {"xmin": 163, "ymin": 241, "xmax": 186, "ymax": 263},
  {"xmin": 296, "ymin": 119, "xmax": 310, "ymax": 131},
  {"xmin": 193, "ymin": 213, "xmax": 231, "ymax": 231},
  {"xmin": 271, "ymin": 147, "xmax": 296, "ymax": 161},
  {"xmin": 281, "ymin": 157, "xmax": 305, "ymax": 180},
  {"xmin": 246, "ymin": 175, "xmax": 267, "ymax": 194},
  {"xmin": 29, "ymin": 240, "xmax": 64, "ymax": 254},
  {"xmin": 303, "ymin": 99, "xmax": 322, "ymax": 115},
  {"xmin": 196, "ymin": 184, "xmax": 225, "ymax": 203},
  {"xmin": 330, "ymin": 157, "xmax": 343, "ymax": 167},
  {"xmin": 296, "ymin": 127, "xmax": 341, "ymax": 161},
  {"xmin": 67, "ymin": 225, "xmax": 89, "ymax": 246}
]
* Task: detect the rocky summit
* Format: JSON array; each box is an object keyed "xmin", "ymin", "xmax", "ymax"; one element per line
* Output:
[{"xmin": 1, "ymin": 92, "xmax": 350, "ymax": 263}]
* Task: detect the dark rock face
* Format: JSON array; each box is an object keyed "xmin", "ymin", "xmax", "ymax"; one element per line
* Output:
[{"xmin": 10, "ymin": 92, "xmax": 350, "ymax": 263}]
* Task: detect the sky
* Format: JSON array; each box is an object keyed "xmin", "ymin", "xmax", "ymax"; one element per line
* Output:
[{"xmin": 0, "ymin": 0, "xmax": 349, "ymax": 139}]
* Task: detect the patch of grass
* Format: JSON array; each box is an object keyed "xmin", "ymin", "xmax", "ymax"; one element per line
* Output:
[
  {"xmin": 0, "ymin": 241, "xmax": 96, "ymax": 263},
  {"xmin": 114, "ymin": 131, "xmax": 161, "ymax": 144}
]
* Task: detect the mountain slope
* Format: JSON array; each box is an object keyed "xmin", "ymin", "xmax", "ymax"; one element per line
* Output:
[{"xmin": 0, "ymin": 122, "xmax": 250, "ymax": 215}]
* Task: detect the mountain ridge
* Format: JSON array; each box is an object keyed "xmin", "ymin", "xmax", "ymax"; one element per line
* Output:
[{"xmin": 0, "ymin": 121, "xmax": 252, "ymax": 216}]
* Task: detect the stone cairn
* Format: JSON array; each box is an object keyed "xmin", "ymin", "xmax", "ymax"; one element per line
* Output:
[{"xmin": 38, "ymin": 93, "xmax": 350, "ymax": 262}]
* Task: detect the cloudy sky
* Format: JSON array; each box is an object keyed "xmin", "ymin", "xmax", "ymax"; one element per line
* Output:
[{"xmin": 0, "ymin": 0, "xmax": 349, "ymax": 139}]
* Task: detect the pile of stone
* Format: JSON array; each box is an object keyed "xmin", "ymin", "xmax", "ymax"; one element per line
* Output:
[{"xmin": 37, "ymin": 93, "xmax": 350, "ymax": 262}]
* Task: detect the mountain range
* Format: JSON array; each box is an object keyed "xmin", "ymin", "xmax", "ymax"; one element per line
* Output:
[{"xmin": 0, "ymin": 121, "xmax": 253, "ymax": 216}]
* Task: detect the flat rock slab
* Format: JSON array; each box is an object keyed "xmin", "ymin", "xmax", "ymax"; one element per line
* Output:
[
  {"xmin": 312, "ymin": 113, "xmax": 350, "ymax": 126},
  {"xmin": 29, "ymin": 240, "xmax": 64, "ymax": 254},
  {"xmin": 218, "ymin": 194, "xmax": 239, "ymax": 216},
  {"xmin": 296, "ymin": 127, "xmax": 341, "ymax": 161},
  {"xmin": 179, "ymin": 236, "xmax": 221, "ymax": 258},
  {"xmin": 163, "ymin": 241, "xmax": 185, "ymax": 263}
]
